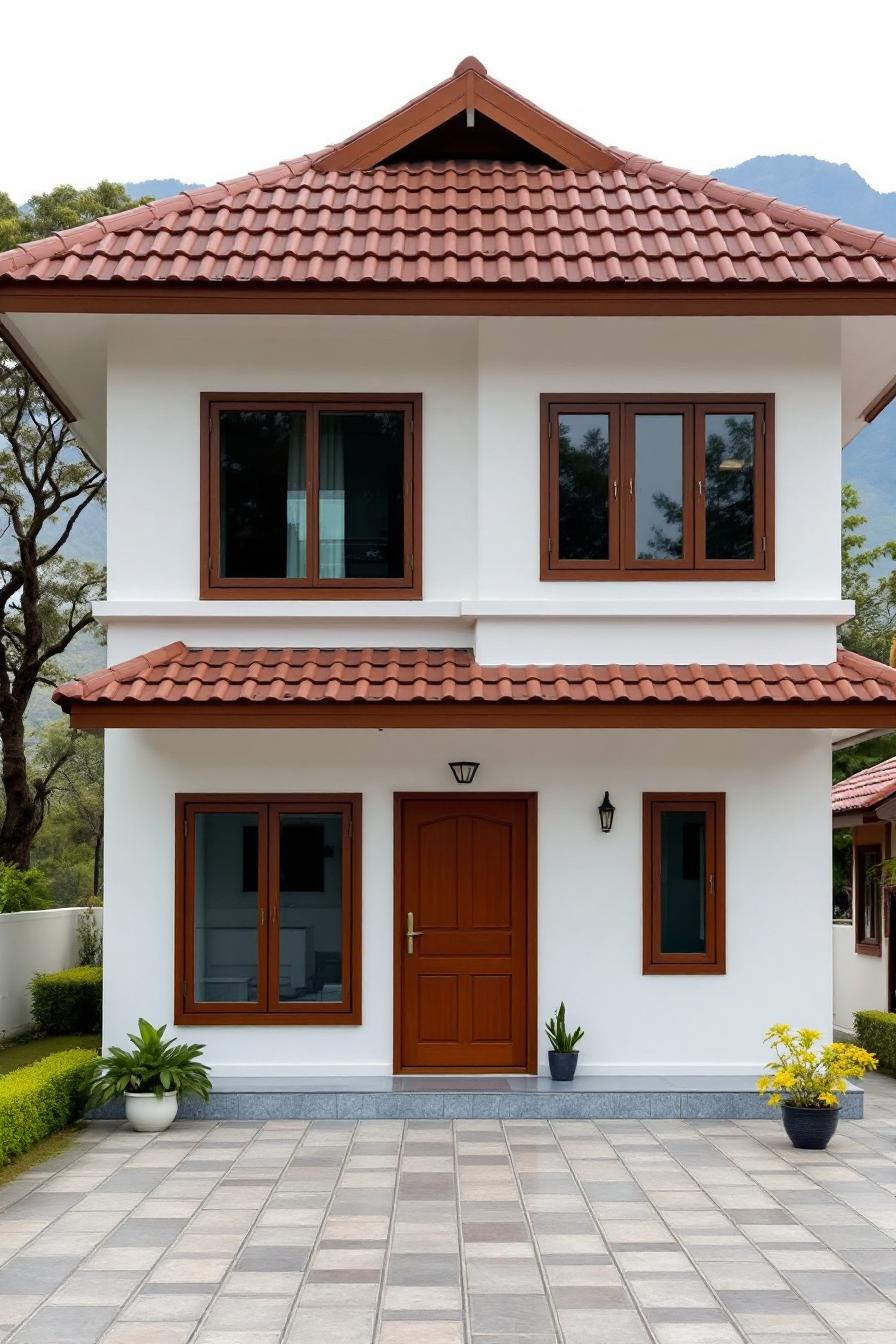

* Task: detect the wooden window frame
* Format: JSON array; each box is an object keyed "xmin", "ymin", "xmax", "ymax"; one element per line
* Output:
[
  {"xmin": 541, "ymin": 394, "xmax": 774, "ymax": 581},
  {"xmin": 175, "ymin": 793, "xmax": 362, "ymax": 1025},
  {"xmin": 201, "ymin": 392, "xmax": 422, "ymax": 599},
  {"xmin": 854, "ymin": 841, "xmax": 883, "ymax": 957},
  {"xmin": 642, "ymin": 793, "xmax": 726, "ymax": 975}
]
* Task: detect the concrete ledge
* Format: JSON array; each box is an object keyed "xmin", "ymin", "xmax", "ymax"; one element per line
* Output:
[{"xmin": 90, "ymin": 1075, "xmax": 864, "ymax": 1121}]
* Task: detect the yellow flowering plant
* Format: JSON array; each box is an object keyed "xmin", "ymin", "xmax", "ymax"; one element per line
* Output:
[{"xmin": 757, "ymin": 1024, "xmax": 876, "ymax": 1109}]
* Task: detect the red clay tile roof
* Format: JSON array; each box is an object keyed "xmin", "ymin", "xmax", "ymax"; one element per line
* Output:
[
  {"xmin": 3, "ymin": 62, "xmax": 896, "ymax": 290},
  {"xmin": 832, "ymin": 755, "xmax": 896, "ymax": 815},
  {"xmin": 53, "ymin": 644, "xmax": 896, "ymax": 711}
]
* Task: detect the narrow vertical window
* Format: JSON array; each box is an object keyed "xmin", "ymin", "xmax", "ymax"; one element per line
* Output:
[
  {"xmin": 854, "ymin": 843, "xmax": 882, "ymax": 956},
  {"xmin": 643, "ymin": 794, "xmax": 725, "ymax": 974}
]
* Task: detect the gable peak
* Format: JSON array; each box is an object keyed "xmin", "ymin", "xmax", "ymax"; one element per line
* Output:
[
  {"xmin": 453, "ymin": 55, "xmax": 487, "ymax": 76},
  {"xmin": 315, "ymin": 59, "xmax": 620, "ymax": 173}
]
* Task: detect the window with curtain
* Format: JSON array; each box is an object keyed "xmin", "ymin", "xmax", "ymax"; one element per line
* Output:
[
  {"xmin": 643, "ymin": 794, "xmax": 726, "ymax": 974},
  {"xmin": 207, "ymin": 396, "xmax": 420, "ymax": 596},
  {"xmin": 542, "ymin": 395, "xmax": 772, "ymax": 579}
]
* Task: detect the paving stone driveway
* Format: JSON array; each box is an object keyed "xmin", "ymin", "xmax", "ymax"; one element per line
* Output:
[{"xmin": 1, "ymin": 1075, "xmax": 895, "ymax": 1344}]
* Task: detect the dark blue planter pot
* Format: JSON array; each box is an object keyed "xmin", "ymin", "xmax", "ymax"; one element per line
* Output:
[
  {"xmin": 548, "ymin": 1050, "xmax": 578, "ymax": 1081},
  {"xmin": 781, "ymin": 1102, "xmax": 839, "ymax": 1149}
]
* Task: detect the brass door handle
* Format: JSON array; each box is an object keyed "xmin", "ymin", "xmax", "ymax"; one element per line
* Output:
[{"xmin": 406, "ymin": 912, "xmax": 423, "ymax": 954}]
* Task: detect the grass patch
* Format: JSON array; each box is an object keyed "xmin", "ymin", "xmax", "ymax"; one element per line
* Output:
[
  {"xmin": 0, "ymin": 1124, "xmax": 83, "ymax": 1187},
  {"xmin": 0, "ymin": 1034, "xmax": 100, "ymax": 1075}
]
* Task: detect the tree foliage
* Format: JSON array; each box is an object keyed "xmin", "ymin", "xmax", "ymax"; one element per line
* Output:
[
  {"xmin": 0, "ymin": 179, "xmax": 147, "ymax": 876},
  {"xmin": 0, "ymin": 181, "xmax": 150, "ymax": 251},
  {"xmin": 31, "ymin": 726, "xmax": 104, "ymax": 904},
  {"xmin": 832, "ymin": 483, "xmax": 896, "ymax": 903},
  {"xmin": 839, "ymin": 483, "xmax": 896, "ymax": 662},
  {"xmin": 0, "ymin": 350, "xmax": 105, "ymax": 867}
]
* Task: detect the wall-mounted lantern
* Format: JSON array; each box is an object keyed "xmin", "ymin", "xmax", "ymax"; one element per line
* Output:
[
  {"xmin": 598, "ymin": 790, "xmax": 616, "ymax": 833},
  {"xmin": 449, "ymin": 761, "xmax": 480, "ymax": 785}
]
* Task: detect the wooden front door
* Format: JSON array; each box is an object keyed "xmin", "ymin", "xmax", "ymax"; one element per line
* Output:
[{"xmin": 395, "ymin": 794, "xmax": 535, "ymax": 1072}]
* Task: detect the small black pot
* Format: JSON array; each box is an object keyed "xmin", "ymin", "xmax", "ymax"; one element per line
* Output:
[
  {"xmin": 781, "ymin": 1102, "xmax": 839, "ymax": 1150},
  {"xmin": 548, "ymin": 1050, "xmax": 579, "ymax": 1081}
]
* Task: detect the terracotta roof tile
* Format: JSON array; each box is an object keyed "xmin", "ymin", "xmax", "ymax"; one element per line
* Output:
[
  {"xmin": 832, "ymin": 755, "xmax": 896, "ymax": 815},
  {"xmin": 2, "ymin": 60, "xmax": 896, "ymax": 291},
  {"xmin": 53, "ymin": 645, "xmax": 896, "ymax": 712}
]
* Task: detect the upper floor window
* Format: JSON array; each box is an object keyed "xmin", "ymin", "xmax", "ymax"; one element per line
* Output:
[
  {"xmin": 202, "ymin": 394, "xmax": 421, "ymax": 598},
  {"xmin": 541, "ymin": 395, "xmax": 773, "ymax": 580}
]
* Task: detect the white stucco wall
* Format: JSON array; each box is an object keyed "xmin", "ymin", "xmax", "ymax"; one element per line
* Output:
[
  {"xmin": 101, "ymin": 313, "xmax": 846, "ymax": 666},
  {"xmin": 103, "ymin": 725, "xmax": 832, "ymax": 1076},
  {"xmin": 832, "ymin": 922, "xmax": 889, "ymax": 1033},
  {"xmin": 0, "ymin": 907, "xmax": 103, "ymax": 1038}
]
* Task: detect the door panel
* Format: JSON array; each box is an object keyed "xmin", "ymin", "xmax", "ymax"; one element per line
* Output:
[{"xmin": 398, "ymin": 797, "xmax": 532, "ymax": 1071}]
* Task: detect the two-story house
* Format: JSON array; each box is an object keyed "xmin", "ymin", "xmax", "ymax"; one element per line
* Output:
[{"xmin": 4, "ymin": 59, "xmax": 896, "ymax": 1095}]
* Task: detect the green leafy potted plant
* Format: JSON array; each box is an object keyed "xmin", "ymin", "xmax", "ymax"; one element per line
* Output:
[
  {"xmin": 545, "ymin": 1002, "xmax": 584, "ymax": 1081},
  {"xmin": 89, "ymin": 1019, "xmax": 212, "ymax": 1132},
  {"xmin": 757, "ymin": 1023, "xmax": 876, "ymax": 1149}
]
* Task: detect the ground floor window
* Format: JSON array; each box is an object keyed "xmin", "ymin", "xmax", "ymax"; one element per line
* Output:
[
  {"xmin": 175, "ymin": 794, "xmax": 361, "ymax": 1024},
  {"xmin": 855, "ymin": 843, "xmax": 882, "ymax": 956},
  {"xmin": 642, "ymin": 793, "xmax": 726, "ymax": 974}
]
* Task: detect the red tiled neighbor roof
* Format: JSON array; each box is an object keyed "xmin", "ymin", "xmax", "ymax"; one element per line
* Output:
[
  {"xmin": 2, "ymin": 60, "xmax": 896, "ymax": 291},
  {"xmin": 832, "ymin": 755, "xmax": 896, "ymax": 815},
  {"xmin": 54, "ymin": 644, "xmax": 896, "ymax": 714}
]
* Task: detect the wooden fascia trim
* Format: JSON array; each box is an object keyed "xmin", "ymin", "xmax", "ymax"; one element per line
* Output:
[
  {"xmin": 4, "ymin": 283, "xmax": 896, "ymax": 318},
  {"xmin": 862, "ymin": 373, "xmax": 896, "ymax": 423},
  {"xmin": 471, "ymin": 77, "xmax": 617, "ymax": 171},
  {"xmin": 66, "ymin": 701, "xmax": 896, "ymax": 730},
  {"xmin": 314, "ymin": 69, "xmax": 617, "ymax": 172},
  {"xmin": 318, "ymin": 83, "xmax": 467, "ymax": 170}
]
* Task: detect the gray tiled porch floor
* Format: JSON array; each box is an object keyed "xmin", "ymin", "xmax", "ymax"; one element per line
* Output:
[{"xmin": 0, "ymin": 1075, "xmax": 895, "ymax": 1343}]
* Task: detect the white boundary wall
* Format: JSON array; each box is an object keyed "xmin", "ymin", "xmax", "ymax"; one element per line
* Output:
[{"xmin": 0, "ymin": 908, "xmax": 103, "ymax": 1038}]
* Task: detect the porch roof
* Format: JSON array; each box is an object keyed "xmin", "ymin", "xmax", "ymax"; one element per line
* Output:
[
  {"xmin": 832, "ymin": 754, "xmax": 896, "ymax": 816},
  {"xmin": 53, "ymin": 643, "xmax": 896, "ymax": 729}
]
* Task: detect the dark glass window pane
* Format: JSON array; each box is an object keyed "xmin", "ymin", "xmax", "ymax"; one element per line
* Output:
[
  {"xmin": 220, "ymin": 410, "xmax": 306, "ymax": 579},
  {"xmin": 557, "ymin": 412, "xmax": 611, "ymax": 560},
  {"xmin": 705, "ymin": 413, "xmax": 755, "ymax": 560},
  {"xmin": 858, "ymin": 848, "xmax": 880, "ymax": 942},
  {"xmin": 277, "ymin": 814, "xmax": 344, "ymax": 1004},
  {"xmin": 634, "ymin": 415, "xmax": 684, "ymax": 559},
  {"xmin": 318, "ymin": 412, "xmax": 405, "ymax": 580},
  {"xmin": 194, "ymin": 813, "xmax": 259, "ymax": 1002},
  {"xmin": 660, "ymin": 810, "xmax": 706, "ymax": 954}
]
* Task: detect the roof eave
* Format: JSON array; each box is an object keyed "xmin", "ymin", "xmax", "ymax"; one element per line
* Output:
[{"xmin": 4, "ymin": 278, "xmax": 896, "ymax": 318}]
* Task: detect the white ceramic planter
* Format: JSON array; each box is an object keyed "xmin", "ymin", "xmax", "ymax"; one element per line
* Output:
[{"xmin": 125, "ymin": 1091, "xmax": 178, "ymax": 1132}]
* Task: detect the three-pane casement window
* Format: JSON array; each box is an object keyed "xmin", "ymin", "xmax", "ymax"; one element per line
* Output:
[
  {"xmin": 643, "ymin": 794, "xmax": 726, "ymax": 974},
  {"xmin": 202, "ymin": 395, "xmax": 421, "ymax": 598},
  {"xmin": 854, "ymin": 843, "xmax": 882, "ymax": 956},
  {"xmin": 542, "ymin": 395, "xmax": 772, "ymax": 579},
  {"xmin": 176, "ymin": 795, "xmax": 361, "ymax": 1024}
]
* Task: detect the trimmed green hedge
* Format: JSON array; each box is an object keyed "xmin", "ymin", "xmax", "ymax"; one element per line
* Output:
[
  {"xmin": 31, "ymin": 967, "xmax": 102, "ymax": 1035},
  {"xmin": 0, "ymin": 1049, "xmax": 97, "ymax": 1166},
  {"xmin": 853, "ymin": 1010, "xmax": 896, "ymax": 1073}
]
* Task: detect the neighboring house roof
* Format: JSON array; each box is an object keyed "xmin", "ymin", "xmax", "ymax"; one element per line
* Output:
[
  {"xmin": 832, "ymin": 754, "xmax": 896, "ymax": 815},
  {"xmin": 2, "ymin": 58, "xmax": 896, "ymax": 292},
  {"xmin": 53, "ymin": 644, "xmax": 896, "ymax": 727}
]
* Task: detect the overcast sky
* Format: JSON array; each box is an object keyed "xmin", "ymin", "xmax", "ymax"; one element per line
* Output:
[{"xmin": 3, "ymin": 0, "xmax": 896, "ymax": 203}]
